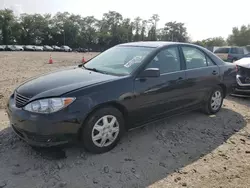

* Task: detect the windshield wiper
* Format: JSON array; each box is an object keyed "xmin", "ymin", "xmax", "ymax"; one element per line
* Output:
[{"xmin": 82, "ymin": 65, "xmax": 107, "ymax": 74}]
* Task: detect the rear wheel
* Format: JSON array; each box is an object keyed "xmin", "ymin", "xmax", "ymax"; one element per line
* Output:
[
  {"xmin": 202, "ymin": 87, "xmax": 223, "ymax": 115},
  {"xmin": 82, "ymin": 107, "xmax": 125, "ymax": 154}
]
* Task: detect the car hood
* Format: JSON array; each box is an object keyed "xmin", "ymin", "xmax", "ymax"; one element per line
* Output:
[
  {"xmin": 16, "ymin": 67, "xmax": 119, "ymax": 99},
  {"xmin": 234, "ymin": 58, "xmax": 250, "ymax": 69}
]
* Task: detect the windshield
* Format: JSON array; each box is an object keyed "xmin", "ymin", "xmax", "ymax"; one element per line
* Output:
[
  {"xmin": 214, "ymin": 47, "xmax": 230, "ymax": 53},
  {"xmin": 84, "ymin": 46, "xmax": 154, "ymax": 75}
]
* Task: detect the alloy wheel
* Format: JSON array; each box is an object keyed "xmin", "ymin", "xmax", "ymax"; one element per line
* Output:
[
  {"xmin": 91, "ymin": 115, "xmax": 120, "ymax": 147},
  {"xmin": 211, "ymin": 90, "xmax": 222, "ymax": 111}
]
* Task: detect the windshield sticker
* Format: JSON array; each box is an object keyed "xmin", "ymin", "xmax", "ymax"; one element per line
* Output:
[{"xmin": 124, "ymin": 56, "xmax": 144, "ymax": 68}]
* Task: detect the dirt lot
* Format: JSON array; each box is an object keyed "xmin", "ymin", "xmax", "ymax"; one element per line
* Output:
[
  {"xmin": 0, "ymin": 52, "xmax": 250, "ymax": 188},
  {"xmin": 0, "ymin": 52, "xmax": 98, "ymax": 109}
]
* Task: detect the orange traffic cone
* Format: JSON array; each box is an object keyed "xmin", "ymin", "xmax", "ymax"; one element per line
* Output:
[
  {"xmin": 82, "ymin": 56, "xmax": 86, "ymax": 63},
  {"xmin": 49, "ymin": 55, "xmax": 53, "ymax": 64}
]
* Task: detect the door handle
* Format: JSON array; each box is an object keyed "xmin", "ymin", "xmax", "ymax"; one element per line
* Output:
[{"xmin": 212, "ymin": 70, "xmax": 218, "ymax": 75}]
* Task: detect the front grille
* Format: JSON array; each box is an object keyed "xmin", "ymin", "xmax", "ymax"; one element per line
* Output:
[
  {"xmin": 239, "ymin": 76, "xmax": 250, "ymax": 84},
  {"xmin": 15, "ymin": 92, "xmax": 30, "ymax": 108},
  {"xmin": 238, "ymin": 66, "xmax": 250, "ymax": 84}
]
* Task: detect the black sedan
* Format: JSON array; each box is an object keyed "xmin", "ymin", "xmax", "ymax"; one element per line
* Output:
[{"xmin": 7, "ymin": 42, "xmax": 237, "ymax": 153}]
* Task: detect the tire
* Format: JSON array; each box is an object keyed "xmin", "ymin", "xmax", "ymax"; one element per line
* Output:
[
  {"xmin": 202, "ymin": 86, "xmax": 224, "ymax": 115},
  {"xmin": 82, "ymin": 107, "xmax": 125, "ymax": 154}
]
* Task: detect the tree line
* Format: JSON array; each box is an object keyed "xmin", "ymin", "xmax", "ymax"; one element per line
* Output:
[{"xmin": 0, "ymin": 9, "xmax": 250, "ymax": 51}]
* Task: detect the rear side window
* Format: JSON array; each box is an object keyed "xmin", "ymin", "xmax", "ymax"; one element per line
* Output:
[
  {"xmin": 231, "ymin": 48, "xmax": 238, "ymax": 54},
  {"xmin": 230, "ymin": 47, "xmax": 244, "ymax": 54},
  {"xmin": 214, "ymin": 48, "xmax": 229, "ymax": 53},
  {"xmin": 182, "ymin": 46, "xmax": 214, "ymax": 69},
  {"xmin": 238, "ymin": 48, "xmax": 244, "ymax": 54}
]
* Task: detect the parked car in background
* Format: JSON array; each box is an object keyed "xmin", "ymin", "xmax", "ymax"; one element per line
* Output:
[
  {"xmin": 214, "ymin": 46, "xmax": 245, "ymax": 62},
  {"xmin": 0, "ymin": 45, "xmax": 5, "ymax": 51},
  {"xmin": 43, "ymin": 45, "xmax": 53, "ymax": 51},
  {"xmin": 75, "ymin": 47, "xmax": 88, "ymax": 52},
  {"xmin": 5, "ymin": 45, "xmax": 14, "ymax": 51},
  {"xmin": 16, "ymin": 45, "xmax": 24, "ymax": 51},
  {"xmin": 5, "ymin": 45, "xmax": 24, "ymax": 51},
  {"xmin": 52, "ymin": 45, "xmax": 61, "ymax": 51},
  {"xmin": 7, "ymin": 42, "xmax": 237, "ymax": 153},
  {"xmin": 24, "ymin": 45, "xmax": 35, "ymax": 51},
  {"xmin": 34, "ymin": 46, "xmax": 44, "ymax": 51},
  {"xmin": 231, "ymin": 57, "xmax": 250, "ymax": 97},
  {"xmin": 60, "ymin": 45, "xmax": 72, "ymax": 52}
]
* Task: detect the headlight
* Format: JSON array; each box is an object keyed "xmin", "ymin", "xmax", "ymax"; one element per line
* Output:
[{"xmin": 23, "ymin": 97, "xmax": 75, "ymax": 114}]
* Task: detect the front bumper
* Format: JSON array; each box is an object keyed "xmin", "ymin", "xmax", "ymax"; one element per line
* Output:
[
  {"xmin": 231, "ymin": 75, "xmax": 250, "ymax": 97},
  {"xmin": 231, "ymin": 86, "xmax": 250, "ymax": 97},
  {"xmin": 7, "ymin": 94, "xmax": 82, "ymax": 147}
]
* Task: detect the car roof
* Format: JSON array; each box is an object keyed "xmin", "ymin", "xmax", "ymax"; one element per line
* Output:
[
  {"xmin": 118, "ymin": 41, "xmax": 199, "ymax": 48},
  {"xmin": 118, "ymin": 41, "xmax": 180, "ymax": 48},
  {"xmin": 217, "ymin": 46, "xmax": 242, "ymax": 49}
]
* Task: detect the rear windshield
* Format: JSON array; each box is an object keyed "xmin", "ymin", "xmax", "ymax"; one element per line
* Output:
[{"xmin": 214, "ymin": 48, "xmax": 230, "ymax": 53}]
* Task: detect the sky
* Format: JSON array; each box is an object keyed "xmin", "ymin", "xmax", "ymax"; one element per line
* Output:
[{"xmin": 0, "ymin": 0, "xmax": 249, "ymax": 41}]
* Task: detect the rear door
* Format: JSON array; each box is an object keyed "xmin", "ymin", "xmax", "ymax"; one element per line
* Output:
[{"xmin": 180, "ymin": 45, "xmax": 221, "ymax": 105}]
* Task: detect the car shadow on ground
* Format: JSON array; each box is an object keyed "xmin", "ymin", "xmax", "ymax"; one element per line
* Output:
[{"xmin": 0, "ymin": 107, "xmax": 247, "ymax": 188}]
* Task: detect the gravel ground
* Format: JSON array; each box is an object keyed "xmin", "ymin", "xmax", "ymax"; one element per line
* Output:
[{"xmin": 0, "ymin": 52, "xmax": 250, "ymax": 188}]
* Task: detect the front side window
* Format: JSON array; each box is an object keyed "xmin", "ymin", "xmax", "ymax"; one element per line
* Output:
[
  {"xmin": 84, "ymin": 46, "xmax": 154, "ymax": 76},
  {"xmin": 238, "ymin": 48, "xmax": 244, "ymax": 54},
  {"xmin": 145, "ymin": 47, "xmax": 181, "ymax": 74}
]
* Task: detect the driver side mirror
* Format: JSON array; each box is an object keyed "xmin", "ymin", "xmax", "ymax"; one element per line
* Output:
[{"xmin": 139, "ymin": 68, "xmax": 160, "ymax": 78}]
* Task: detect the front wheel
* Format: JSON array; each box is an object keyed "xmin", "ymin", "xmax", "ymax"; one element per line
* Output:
[
  {"xmin": 82, "ymin": 107, "xmax": 125, "ymax": 154},
  {"xmin": 202, "ymin": 87, "xmax": 223, "ymax": 115}
]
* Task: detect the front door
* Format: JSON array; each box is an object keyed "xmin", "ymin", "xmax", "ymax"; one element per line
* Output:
[{"xmin": 128, "ymin": 46, "xmax": 188, "ymax": 127}]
